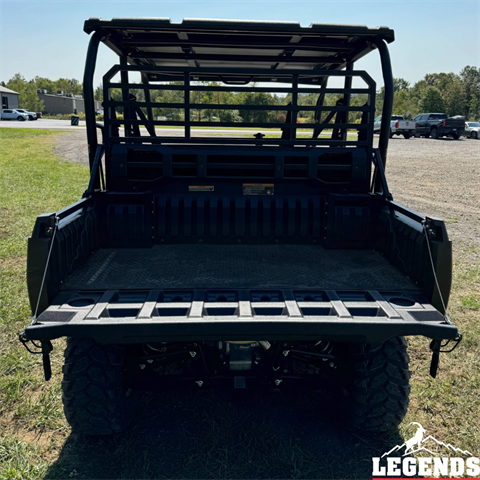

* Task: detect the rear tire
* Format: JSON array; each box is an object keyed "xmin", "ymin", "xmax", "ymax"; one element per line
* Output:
[
  {"xmin": 403, "ymin": 133, "xmax": 411, "ymax": 139},
  {"xmin": 341, "ymin": 336, "xmax": 410, "ymax": 432},
  {"xmin": 62, "ymin": 338, "xmax": 138, "ymax": 435},
  {"xmin": 17, "ymin": 116, "xmax": 25, "ymax": 121},
  {"xmin": 471, "ymin": 131, "xmax": 478, "ymax": 139},
  {"xmin": 431, "ymin": 128, "xmax": 439, "ymax": 139},
  {"xmin": 451, "ymin": 133, "xmax": 459, "ymax": 140}
]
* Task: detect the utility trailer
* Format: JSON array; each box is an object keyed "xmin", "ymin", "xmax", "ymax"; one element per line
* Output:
[{"xmin": 21, "ymin": 18, "xmax": 461, "ymax": 435}]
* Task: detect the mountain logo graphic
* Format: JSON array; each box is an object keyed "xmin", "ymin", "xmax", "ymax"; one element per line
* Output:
[
  {"xmin": 372, "ymin": 423, "xmax": 479, "ymax": 478},
  {"xmin": 380, "ymin": 422, "xmax": 473, "ymax": 458}
]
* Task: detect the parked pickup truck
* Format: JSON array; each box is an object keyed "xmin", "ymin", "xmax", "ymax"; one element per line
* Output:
[
  {"xmin": 21, "ymin": 18, "xmax": 460, "ymax": 436},
  {"xmin": 414, "ymin": 113, "xmax": 465, "ymax": 139},
  {"xmin": 15, "ymin": 109, "xmax": 38, "ymax": 121},
  {"xmin": 0, "ymin": 109, "xmax": 28, "ymax": 121},
  {"xmin": 374, "ymin": 115, "xmax": 416, "ymax": 139}
]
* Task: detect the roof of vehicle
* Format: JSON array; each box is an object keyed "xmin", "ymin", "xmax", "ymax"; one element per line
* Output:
[{"xmin": 84, "ymin": 18, "xmax": 394, "ymax": 78}]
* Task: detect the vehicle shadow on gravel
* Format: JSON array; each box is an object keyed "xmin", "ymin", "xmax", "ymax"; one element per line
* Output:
[{"xmin": 44, "ymin": 389, "xmax": 404, "ymax": 479}]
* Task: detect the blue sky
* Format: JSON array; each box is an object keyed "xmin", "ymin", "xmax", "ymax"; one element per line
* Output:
[{"xmin": 1, "ymin": 0, "xmax": 479, "ymax": 90}]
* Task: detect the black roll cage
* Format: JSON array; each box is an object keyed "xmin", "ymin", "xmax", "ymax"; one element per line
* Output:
[{"xmin": 82, "ymin": 19, "xmax": 394, "ymax": 193}]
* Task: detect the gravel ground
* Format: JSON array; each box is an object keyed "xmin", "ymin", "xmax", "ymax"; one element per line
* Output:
[
  {"xmin": 54, "ymin": 131, "xmax": 480, "ymax": 264},
  {"xmin": 384, "ymin": 136, "xmax": 480, "ymax": 266},
  {"xmin": 54, "ymin": 130, "xmax": 89, "ymax": 166}
]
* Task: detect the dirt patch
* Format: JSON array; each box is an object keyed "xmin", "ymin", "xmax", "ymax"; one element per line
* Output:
[{"xmin": 0, "ymin": 256, "xmax": 27, "ymax": 269}]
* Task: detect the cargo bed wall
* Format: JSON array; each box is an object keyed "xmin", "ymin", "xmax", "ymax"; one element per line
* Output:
[
  {"xmin": 97, "ymin": 191, "xmax": 382, "ymax": 247},
  {"xmin": 27, "ymin": 202, "xmax": 98, "ymax": 315},
  {"xmin": 376, "ymin": 206, "xmax": 452, "ymax": 313}
]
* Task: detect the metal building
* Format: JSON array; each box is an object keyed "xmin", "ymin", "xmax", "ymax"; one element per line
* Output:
[
  {"xmin": 1, "ymin": 86, "xmax": 20, "ymax": 109},
  {"xmin": 37, "ymin": 91, "xmax": 102, "ymax": 115}
]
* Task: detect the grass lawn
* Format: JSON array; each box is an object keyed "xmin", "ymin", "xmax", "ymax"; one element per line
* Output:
[
  {"xmin": 0, "ymin": 128, "xmax": 479, "ymax": 479},
  {"xmin": 0, "ymin": 129, "xmax": 88, "ymax": 479}
]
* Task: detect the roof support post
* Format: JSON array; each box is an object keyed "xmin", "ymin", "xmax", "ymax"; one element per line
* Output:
[
  {"xmin": 312, "ymin": 76, "xmax": 329, "ymax": 139},
  {"xmin": 120, "ymin": 57, "xmax": 130, "ymax": 137},
  {"xmin": 290, "ymin": 74, "xmax": 298, "ymax": 140},
  {"xmin": 83, "ymin": 30, "xmax": 103, "ymax": 186},
  {"xmin": 374, "ymin": 39, "xmax": 394, "ymax": 193},
  {"xmin": 142, "ymin": 72, "xmax": 154, "ymax": 125},
  {"xmin": 184, "ymin": 72, "xmax": 191, "ymax": 139},
  {"xmin": 342, "ymin": 61, "xmax": 353, "ymax": 141}
]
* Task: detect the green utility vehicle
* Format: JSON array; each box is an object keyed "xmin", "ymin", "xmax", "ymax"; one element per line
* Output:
[{"xmin": 21, "ymin": 18, "xmax": 460, "ymax": 435}]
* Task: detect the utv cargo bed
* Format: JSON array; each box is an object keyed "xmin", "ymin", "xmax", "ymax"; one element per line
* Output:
[{"xmin": 27, "ymin": 236, "xmax": 456, "ymax": 345}]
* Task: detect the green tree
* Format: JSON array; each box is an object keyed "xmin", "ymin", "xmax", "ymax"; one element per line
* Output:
[
  {"xmin": 460, "ymin": 66, "xmax": 480, "ymax": 119},
  {"xmin": 109, "ymin": 88, "xmax": 124, "ymax": 114},
  {"xmin": 468, "ymin": 94, "xmax": 479, "ymax": 121},
  {"xmin": 442, "ymin": 79, "xmax": 466, "ymax": 116},
  {"xmin": 94, "ymin": 85, "xmax": 103, "ymax": 101},
  {"xmin": 392, "ymin": 90, "xmax": 415, "ymax": 118},
  {"xmin": 424, "ymin": 72, "xmax": 458, "ymax": 91},
  {"xmin": 393, "ymin": 78, "xmax": 410, "ymax": 92},
  {"xmin": 23, "ymin": 82, "xmax": 45, "ymax": 112},
  {"xmin": 419, "ymin": 86, "xmax": 445, "ymax": 113},
  {"xmin": 67, "ymin": 78, "xmax": 83, "ymax": 96},
  {"xmin": 422, "ymin": 72, "xmax": 469, "ymax": 115},
  {"xmin": 5, "ymin": 73, "xmax": 26, "ymax": 94},
  {"xmin": 34, "ymin": 76, "xmax": 55, "ymax": 94},
  {"xmin": 410, "ymin": 79, "xmax": 427, "ymax": 100},
  {"xmin": 5, "ymin": 74, "xmax": 43, "ymax": 112},
  {"xmin": 52, "ymin": 78, "xmax": 82, "ymax": 96}
]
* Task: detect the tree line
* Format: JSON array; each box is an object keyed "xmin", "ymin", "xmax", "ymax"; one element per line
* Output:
[
  {"xmin": 2, "ymin": 66, "xmax": 479, "ymax": 121},
  {"xmin": 1, "ymin": 74, "xmax": 83, "ymax": 113},
  {"xmin": 378, "ymin": 66, "xmax": 480, "ymax": 120}
]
